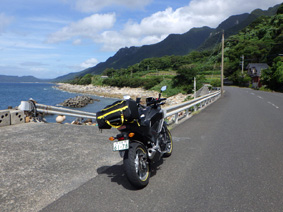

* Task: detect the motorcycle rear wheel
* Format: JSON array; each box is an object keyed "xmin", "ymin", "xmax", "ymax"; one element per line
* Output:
[{"xmin": 124, "ymin": 142, "xmax": 150, "ymax": 189}]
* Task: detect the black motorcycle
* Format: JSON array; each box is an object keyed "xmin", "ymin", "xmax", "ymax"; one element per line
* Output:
[{"xmin": 97, "ymin": 86, "xmax": 173, "ymax": 188}]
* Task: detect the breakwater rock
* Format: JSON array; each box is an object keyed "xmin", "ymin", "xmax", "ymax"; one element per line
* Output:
[{"xmin": 59, "ymin": 95, "xmax": 99, "ymax": 108}]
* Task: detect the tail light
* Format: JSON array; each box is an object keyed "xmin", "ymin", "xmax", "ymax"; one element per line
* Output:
[
  {"xmin": 128, "ymin": 133, "xmax": 135, "ymax": 138},
  {"xmin": 109, "ymin": 136, "xmax": 115, "ymax": 141},
  {"xmin": 109, "ymin": 132, "xmax": 134, "ymax": 141}
]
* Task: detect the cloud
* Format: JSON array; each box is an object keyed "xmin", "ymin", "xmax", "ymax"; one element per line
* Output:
[
  {"xmin": 0, "ymin": 13, "xmax": 13, "ymax": 33},
  {"xmin": 95, "ymin": 5, "xmax": 220, "ymax": 51},
  {"xmin": 47, "ymin": 13, "xmax": 116, "ymax": 43},
  {"xmin": 47, "ymin": 0, "xmax": 283, "ymax": 52},
  {"xmin": 27, "ymin": 16, "xmax": 70, "ymax": 25},
  {"xmin": 80, "ymin": 58, "xmax": 99, "ymax": 69},
  {"xmin": 20, "ymin": 62, "xmax": 47, "ymax": 67},
  {"xmin": 96, "ymin": 0, "xmax": 283, "ymax": 51},
  {"xmin": 75, "ymin": 0, "xmax": 152, "ymax": 13},
  {"xmin": 73, "ymin": 39, "xmax": 82, "ymax": 45},
  {"xmin": 0, "ymin": 35, "xmax": 55, "ymax": 50}
]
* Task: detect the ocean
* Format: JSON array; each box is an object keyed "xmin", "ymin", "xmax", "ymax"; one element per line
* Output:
[{"xmin": 0, "ymin": 82, "xmax": 117, "ymax": 123}]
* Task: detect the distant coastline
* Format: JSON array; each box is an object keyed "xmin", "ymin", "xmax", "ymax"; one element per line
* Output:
[
  {"xmin": 0, "ymin": 75, "xmax": 52, "ymax": 83},
  {"xmin": 54, "ymin": 83, "xmax": 159, "ymax": 99},
  {"xmin": 55, "ymin": 83, "xmax": 190, "ymax": 105},
  {"xmin": 0, "ymin": 82, "xmax": 53, "ymax": 84}
]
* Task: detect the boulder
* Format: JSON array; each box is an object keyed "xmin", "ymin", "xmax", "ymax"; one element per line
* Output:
[{"xmin": 59, "ymin": 96, "xmax": 99, "ymax": 108}]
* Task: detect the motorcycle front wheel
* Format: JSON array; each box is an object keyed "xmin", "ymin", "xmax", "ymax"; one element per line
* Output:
[
  {"xmin": 163, "ymin": 126, "xmax": 173, "ymax": 158},
  {"xmin": 123, "ymin": 142, "xmax": 150, "ymax": 189}
]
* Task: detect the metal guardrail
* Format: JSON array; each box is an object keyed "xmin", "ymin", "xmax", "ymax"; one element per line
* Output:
[
  {"xmin": 36, "ymin": 104, "xmax": 96, "ymax": 120},
  {"xmin": 18, "ymin": 91, "xmax": 221, "ymax": 124},
  {"xmin": 163, "ymin": 91, "xmax": 221, "ymax": 125}
]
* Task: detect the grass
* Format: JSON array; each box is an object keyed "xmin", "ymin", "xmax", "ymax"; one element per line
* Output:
[{"xmin": 150, "ymin": 79, "xmax": 183, "ymax": 97}]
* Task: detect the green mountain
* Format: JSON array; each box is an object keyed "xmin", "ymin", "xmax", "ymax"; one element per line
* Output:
[
  {"xmin": 223, "ymin": 4, "xmax": 283, "ymax": 90},
  {"xmin": 54, "ymin": 3, "xmax": 280, "ymax": 82},
  {"xmin": 54, "ymin": 26, "xmax": 214, "ymax": 82},
  {"xmin": 199, "ymin": 4, "xmax": 281, "ymax": 50}
]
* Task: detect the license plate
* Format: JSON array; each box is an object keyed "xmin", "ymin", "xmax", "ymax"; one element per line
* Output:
[{"xmin": 113, "ymin": 140, "xmax": 129, "ymax": 151}]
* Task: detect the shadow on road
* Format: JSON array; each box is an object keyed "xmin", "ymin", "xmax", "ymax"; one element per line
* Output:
[
  {"xmin": 97, "ymin": 159, "xmax": 164, "ymax": 190},
  {"xmin": 97, "ymin": 163, "xmax": 136, "ymax": 190}
]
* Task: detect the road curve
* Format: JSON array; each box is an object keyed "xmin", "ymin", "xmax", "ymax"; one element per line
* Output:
[{"xmin": 41, "ymin": 87, "xmax": 283, "ymax": 212}]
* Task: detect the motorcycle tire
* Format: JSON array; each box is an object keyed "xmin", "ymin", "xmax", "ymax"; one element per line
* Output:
[
  {"xmin": 123, "ymin": 142, "xmax": 150, "ymax": 189},
  {"xmin": 163, "ymin": 126, "xmax": 173, "ymax": 158}
]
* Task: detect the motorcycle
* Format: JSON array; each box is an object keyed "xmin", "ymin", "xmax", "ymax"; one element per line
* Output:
[{"xmin": 101, "ymin": 86, "xmax": 173, "ymax": 189}]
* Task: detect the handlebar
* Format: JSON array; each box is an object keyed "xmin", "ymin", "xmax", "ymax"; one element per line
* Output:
[
  {"xmin": 136, "ymin": 96, "xmax": 167, "ymax": 108},
  {"xmin": 146, "ymin": 97, "xmax": 167, "ymax": 106},
  {"xmin": 158, "ymin": 98, "xmax": 167, "ymax": 102}
]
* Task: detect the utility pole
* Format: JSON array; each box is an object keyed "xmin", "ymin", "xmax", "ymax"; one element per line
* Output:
[
  {"xmin": 241, "ymin": 55, "xmax": 244, "ymax": 75},
  {"xmin": 221, "ymin": 31, "xmax": 224, "ymax": 96},
  {"xmin": 194, "ymin": 77, "xmax": 196, "ymax": 99}
]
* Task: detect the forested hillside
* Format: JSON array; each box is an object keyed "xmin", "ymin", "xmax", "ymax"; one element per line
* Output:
[{"xmin": 225, "ymin": 6, "xmax": 283, "ymax": 89}]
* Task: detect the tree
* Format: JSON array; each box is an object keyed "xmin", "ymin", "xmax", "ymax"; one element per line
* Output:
[
  {"xmin": 262, "ymin": 56, "xmax": 283, "ymax": 91},
  {"xmin": 210, "ymin": 79, "xmax": 221, "ymax": 87},
  {"xmin": 79, "ymin": 74, "xmax": 92, "ymax": 85},
  {"xmin": 228, "ymin": 70, "xmax": 251, "ymax": 86},
  {"xmin": 173, "ymin": 65, "xmax": 199, "ymax": 93}
]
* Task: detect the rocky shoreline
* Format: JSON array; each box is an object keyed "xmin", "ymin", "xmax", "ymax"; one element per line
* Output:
[
  {"xmin": 58, "ymin": 95, "xmax": 99, "ymax": 108},
  {"xmin": 54, "ymin": 83, "xmax": 191, "ymax": 106}
]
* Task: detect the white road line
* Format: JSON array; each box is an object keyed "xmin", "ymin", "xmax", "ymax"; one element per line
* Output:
[
  {"xmin": 267, "ymin": 101, "xmax": 279, "ymax": 109},
  {"xmin": 257, "ymin": 96, "xmax": 263, "ymax": 99},
  {"xmin": 250, "ymin": 93, "xmax": 255, "ymax": 95}
]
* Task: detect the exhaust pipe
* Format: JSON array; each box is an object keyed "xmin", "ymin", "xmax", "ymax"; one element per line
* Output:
[{"xmin": 148, "ymin": 148, "xmax": 156, "ymax": 160}]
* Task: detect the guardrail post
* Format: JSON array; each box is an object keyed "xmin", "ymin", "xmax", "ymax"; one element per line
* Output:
[
  {"xmin": 163, "ymin": 91, "xmax": 221, "ymax": 126},
  {"xmin": 174, "ymin": 113, "xmax": 179, "ymax": 124},
  {"xmin": 185, "ymin": 109, "xmax": 189, "ymax": 118}
]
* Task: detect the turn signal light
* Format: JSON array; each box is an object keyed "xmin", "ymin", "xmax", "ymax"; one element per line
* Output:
[
  {"xmin": 109, "ymin": 136, "xmax": 115, "ymax": 141},
  {"xmin": 128, "ymin": 133, "xmax": 135, "ymax": 138}
]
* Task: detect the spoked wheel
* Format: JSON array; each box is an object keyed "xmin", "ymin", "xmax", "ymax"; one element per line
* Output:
[
  {"xmin": 123, "ymin": 142, "xmax": 150, "ymax": 189},
  {"xmin": 162, "ymin": 126, "xmax": 173, "ymax": 158}
]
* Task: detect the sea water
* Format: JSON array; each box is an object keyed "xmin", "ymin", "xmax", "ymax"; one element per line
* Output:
[{"xmin": 0, "ymin": 83, "xmax": 117, "ymax": 123}]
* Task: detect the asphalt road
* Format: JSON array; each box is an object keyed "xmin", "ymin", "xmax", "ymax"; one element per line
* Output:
[{"xmin": 39, "ymin": 86, "xmax": 283, "ymax": 212}]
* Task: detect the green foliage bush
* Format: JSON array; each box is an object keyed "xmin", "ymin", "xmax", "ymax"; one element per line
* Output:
[
  {"xmin": 173, "ymin": 65, "xmax": 206, "ymax": 93},
  {"xmin": 228, "ymin": 71, "xmax": 251, "ymax": 86},
  {"xmin": 261, "ymin": 56, "xmax": 283, "ymax": 91},
  {"xmin": 69, "ymin": 74, "xmax": 93, "ymax": 85},
  {"xmin": 150, "ymin": 79, "xmax": 183, "ymax": 97},
  {"xmin": 102, "ymin": 76, "xmax": 162, "ymax": 90},
  {"xmin": 210, "ymin": 79, "xmax": 221, "ymax": 87},
  {"xmin": 92, "ymin": 75, "xmax": 104, "ymax": 86}
]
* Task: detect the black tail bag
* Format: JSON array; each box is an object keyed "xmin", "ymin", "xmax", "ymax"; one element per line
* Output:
[{"xmin": 96, "ymin": 99, "xmax": 139, "ymax": 129}]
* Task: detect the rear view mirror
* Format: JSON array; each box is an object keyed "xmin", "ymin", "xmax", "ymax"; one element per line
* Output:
[
  {"xmin": 136, "ymin": 97, "xmax": 141, "ymax": 104},
  {"xmin": 123, "ymin": 95, "xmax": 131, "ymax": 100},
  {"xmin": 161, "ymin": 86, "xmax": 167, "ymax": 92}
]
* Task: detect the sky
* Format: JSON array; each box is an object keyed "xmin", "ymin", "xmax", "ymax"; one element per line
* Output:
[{"xmin": 0, "ymin": 0, "xmax": 282, "ymax": 79}]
